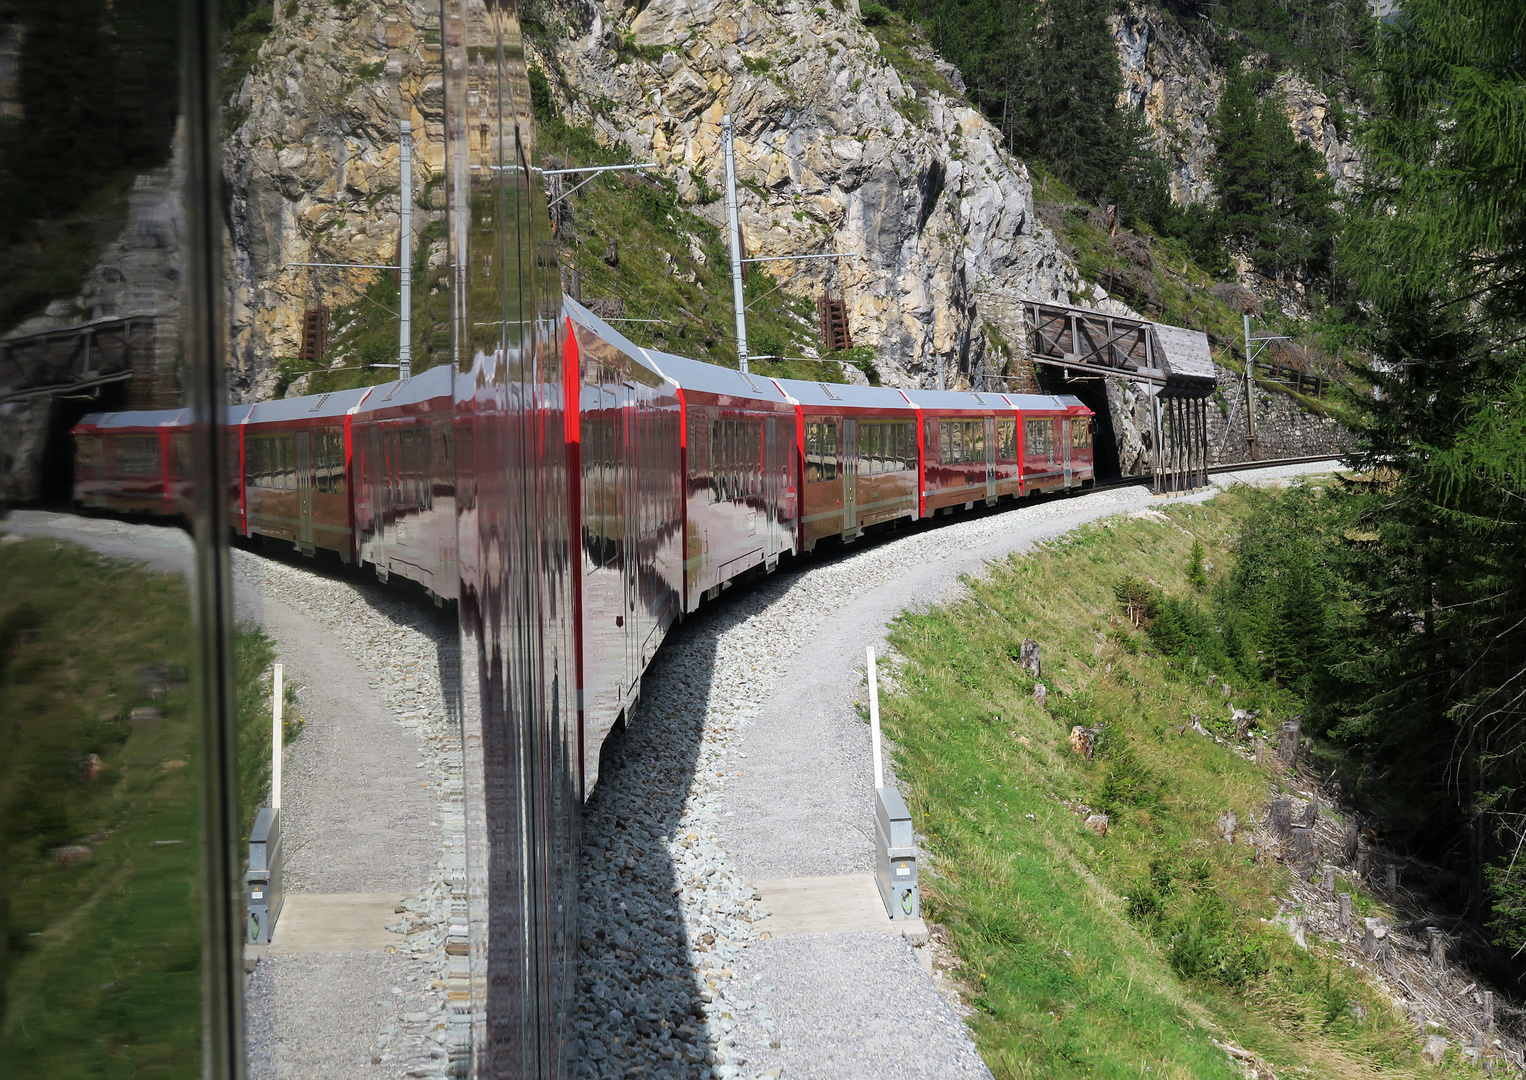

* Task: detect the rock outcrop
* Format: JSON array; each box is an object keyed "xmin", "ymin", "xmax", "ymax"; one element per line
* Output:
[
  {"xmin": 1115, "ymin": 3, "xmax": 1362, "ymax": 207},
  {"xmin": 532, "ymin": 0, "xmax": 1110, "ymax": 389},
  {"xmin": 222, "ymin": 0, "xmax": 444, "ymax": 400}
]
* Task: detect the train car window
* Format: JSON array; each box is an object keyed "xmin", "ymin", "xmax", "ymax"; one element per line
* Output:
[
  {"xmin": 1071, "ymin": 419, "xmax": 1091, "ymax": 449},
  {"xmin": 77, "ymin": 436, "xmax": 100, "ymax": 472},
  {"xmin": 1025, "ymin": 418, "xmax": 1056, "ymax": 465},
  {"xmin": 117, "ymin": 435, "xmax": 159, "ymax": 475},
  {"xmin": 805, "ymin": 423, "xmax": 820, "ymax": 484},
  {"xmin": 902, "ymin": 423, "xmax": 915, "ymax": 471},
  {"xmin": 824, "ymin": 421, "xmax": 837, "ymax": 481},
  {"xmin": 997, "ymin": 419, "xmax": 1017, "ymax": 460}
]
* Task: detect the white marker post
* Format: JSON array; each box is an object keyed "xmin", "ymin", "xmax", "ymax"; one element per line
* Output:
[
  {"xmin": 272, "ymin": 662, "xmax": 284, "ymax": 810},
  {"xmin": 867, "ymin": 646, "xmax": 884, "ymax": 790}
]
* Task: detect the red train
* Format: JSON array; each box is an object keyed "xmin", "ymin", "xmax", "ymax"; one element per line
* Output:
[{"xmin": 71, "ymin": 299, "xmax": 1092, "ymax": 794}]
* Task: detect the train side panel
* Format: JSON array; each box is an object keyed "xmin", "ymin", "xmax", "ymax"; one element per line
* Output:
[
  {"xmin": 771, "ymin": 378, "xmax": 918, "ymax": 548},
  {"xmin": 1005, "ymin": 393, "xmax": 1094, "ymax": 493},
  {"xmin": 242, "ymin": 387, "xmax": 373, "ymax": 561},
  {"xmin": 565, "ymin": 304, "xmax": 684, "ymax": 785},
  {"xmin": 352, "ymin": 368, "xmax": 455, "ymax": 599},
  {"xmin": 901, "ymin": 389, "xmax": 1013, "ymax": 514},
  {"xmin": 638, "ymin": 347, "xmax": 796, "ymax": 610},
  {"xmin": 70, "ymin": 409, "xmax": 189, "ymax": 515}
]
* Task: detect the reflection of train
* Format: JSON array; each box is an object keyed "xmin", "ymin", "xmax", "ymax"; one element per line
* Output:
[{"xmin": 72, "ymin": 296, "xmax": 1093, "ymax": 791}]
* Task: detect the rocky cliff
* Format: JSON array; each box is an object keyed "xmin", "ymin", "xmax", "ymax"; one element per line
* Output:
[
  {"xmin": 525, "ymin": 0, "xmax": 1122, "ymax": 390},
  {"xmin": 222, "ymin": 0, "xmax": 444, "ymax": 400},
  {"xmin": 1115, "ymin": 3, "xmax": 1362, "ymax": 210}
]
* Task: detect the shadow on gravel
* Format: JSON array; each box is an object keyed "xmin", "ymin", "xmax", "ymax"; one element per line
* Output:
[
  {"xmin": 576, "ymin": 607, "xmax": 719, "ymax": 1080},
  {"xmin": 576, "ymin": 563, "xmax": 827, "ymax": 1080}
]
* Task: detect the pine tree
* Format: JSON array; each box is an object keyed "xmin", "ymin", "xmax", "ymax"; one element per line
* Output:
[
  {"xmin": 1338, "ymin": 0, "xmax": 1526, "ymax": 933},
  {"xmin": 1212, "ymin": 76, "xmax": 1337, "ymax": 280}
]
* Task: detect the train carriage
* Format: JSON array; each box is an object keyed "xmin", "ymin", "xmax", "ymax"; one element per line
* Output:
[
  {"xmin": 1003, "ymin": 393, "xmax": 1094, "ymax": 494},
  {"xmin": 641, "ymin": 347, "xmax": 797, "ymax": 610},
  {"xmin": 899, "ymin": 389, "xmax": 1022, "ymax": 517},
  {"xmin": 240, "ymin": 386, "xmax": 375, "ymax": 563},
  {"xmin": 563, "ymin": 301, "xmax": 685, "ymax": 781},
  {"xmin": 72, "ymin": 408, "xmax": 193, "ymax": 517},
  {"xmin": 771, "ymin": 377, "xmax": 921, "ymax": 551},
  {"xmin": 351, "ymin": 366, "xmax": 455, "ymax": 601}
]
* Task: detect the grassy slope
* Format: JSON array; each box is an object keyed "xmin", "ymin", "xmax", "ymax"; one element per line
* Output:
[
  {"xmin": 881, "ymin": 487, "xmax": 1464, "ymax": 1079},
  {"xmin": 0, "ymin": 537, "xmax": 277, "ymax": 1077}
]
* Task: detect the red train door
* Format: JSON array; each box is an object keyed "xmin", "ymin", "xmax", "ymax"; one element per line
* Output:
[
  {"xmin": 295, "ymin": 431, "xmax": 314, "ymax": 552},
  {"xmin": 842, "ymin": 416, "xmax": 857, "ymax": 536},
  {"xmin": 983, "ymin": 416, "xmax": 997, "ymax": 502},
  {"xmin": 1063, "ymin": 418, "xmax": 1073, "ymax": 487}
]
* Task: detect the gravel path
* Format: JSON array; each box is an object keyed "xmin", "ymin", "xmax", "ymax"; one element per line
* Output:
[{"xmin": 234, "ymin": 552, "xmax": 467, "ymax": 1080}]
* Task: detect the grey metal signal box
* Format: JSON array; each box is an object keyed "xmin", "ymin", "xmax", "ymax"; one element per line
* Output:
[
  {"xmin": 246, "ymin": 806, "xmax": 284, "ymax": 945},
  {"xmin": 875, "ymin": 785, "xmax": 919, "ymax": 920}
]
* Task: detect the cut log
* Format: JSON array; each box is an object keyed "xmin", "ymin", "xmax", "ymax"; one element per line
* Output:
[
  {"xmin": 1270, "ymin": 797, "xmax": 1292, "ymax": 838},
  {"xmin": 1278, "ymin": 720, "xmax": 1301, "ymax": 765},
  {"xmin": 1429, "ymin": 927, "xmax": 1446, "ymax": 971},
  {"xmin": 1291, "ymin": 826, "xmax": 1316, "ymax": 866}
]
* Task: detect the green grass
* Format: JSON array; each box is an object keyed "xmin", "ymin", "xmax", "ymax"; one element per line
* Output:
[
  {"xmin": 0, "ymin": 536, "xmax": 279, "ymax": 1077},
  {"xmin": 880, "ymin": 488, "xmax": 1471, "ymax": 1079}
]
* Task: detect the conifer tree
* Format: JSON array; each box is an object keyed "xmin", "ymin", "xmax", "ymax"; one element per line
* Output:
[{"xmin": 1339, "ymin": 0, "xmax": 1526, "ymax": 931}]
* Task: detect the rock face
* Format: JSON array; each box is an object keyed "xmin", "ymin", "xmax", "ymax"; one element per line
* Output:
[
  {"xmin": 1114, "ymin": 3, "xmax": 1362, "ymax": 207},
  {"xmin": 533, "ymin": 0, "xmax": 1109, "ymax": 389},
  {"xmin": 222, "ymin": 0, "xmax": 445, "ymax": 401}
]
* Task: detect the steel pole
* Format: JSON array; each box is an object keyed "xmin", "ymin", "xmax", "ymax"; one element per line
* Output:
[
  {"xmin": 722, "ymin": 115, "xmax": 749, "ymax": 373},
  {"xmin": 1243, "ymin": 314, "xmax": 1256, "ymax": 460},
  {"xmin": 399, "ymin": 119, "xmax": 413, "ymax": 380}
]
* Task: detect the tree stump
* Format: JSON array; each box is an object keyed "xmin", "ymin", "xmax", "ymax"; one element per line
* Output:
[
  {"xmin": 1034, "ymin": 682, "xmax": 1048, "ymax": 708},
  {"xmin": 1386, "ymin": 865, "xmax": 1398, "ymax": 893},
  {"xmin": 1291, "ymin": 826, "xmax": 1316, "ymax": 866},
  {"xmin": 1218, "ymin": 810, "xmax": 1238, "ymax": 844},
  {"xmin": 1020, "ymin": 639, "xmax": 1042, "ymax": 678},
  {"xmin": 1355, "ymin": 844, "xmax": 1369, "ymax": 879},
  {"xmin": 1429, "ymin": 927, "xmax": 1446, "ymax": 971},
  {"xmin": 1278, "ymin": 721, "xmax": 1301, "ymax": 765},
  {"xmin": 1343, "ymin": 823, "xmax": 1359, "ymax": 865},
  {"xmin": 1253, "ymin": 738, "xmax": 1266, "ymax": 763},
  {"xmin": 1303, "ymin": 796, "xmax": 1319, "ymax": 827},
  {"xmin": 1363, "ymin": 918, "xmax": 1389, "ymax": 960},
  {"xmin": 1485, "ymin": 990, "xmax": 1495, "ymax": 1033},
  {"xmin": 1338, "ymin": 892, "xmax": 1353, "ymax": 929},
  {"xmin": 1321, "ymin": 866, "xmax": 1336, "ymax": 894},
  {"xmin": 1270, "ymin": 797, "xmax": 1293, "ymax": 838}
]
